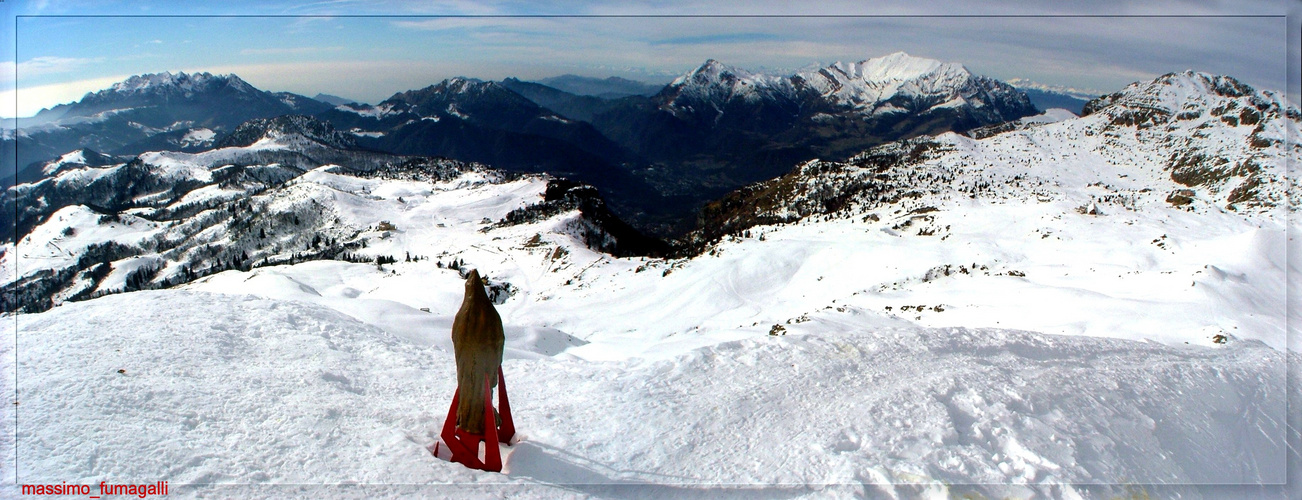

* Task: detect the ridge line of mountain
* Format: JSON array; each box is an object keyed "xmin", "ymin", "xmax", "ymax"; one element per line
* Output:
[{"xmin": 5, "ymin": 55, "xmax": 1290, "ymax": 239}]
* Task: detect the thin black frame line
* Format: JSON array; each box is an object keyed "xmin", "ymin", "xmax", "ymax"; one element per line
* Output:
[
  {"xmin": 11, "ymin": 10, "xmax": 17, "ymax": 487},
  {"xmin": 12, "ymin": 14, "xmax": 1287, "ymax": 19}
]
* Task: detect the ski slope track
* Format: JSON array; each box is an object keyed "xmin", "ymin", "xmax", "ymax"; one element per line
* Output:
[{"xmin": 2, "ymin": 71, "xmax": 1300, "ymax": 498}]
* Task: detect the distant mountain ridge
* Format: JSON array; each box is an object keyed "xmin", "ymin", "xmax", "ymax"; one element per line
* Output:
[
  {"xmin": 1006, "ymin": 79, "xmax": 1098, "ymax": 115},
  {"xmin": 1005, "ymin": 78, "xmax": 1101, "ymax": 100},
  {"xmin": 536, "ymin": 74, "xmax": 662, "ymax": 98},
  {"xmin": 312, "ymin": 93, "xmax": 358, "ymax": 106},
  {"xmin": 4, "ymin": 66, "xmax": 1294, "ymax": 313},
  {"xmin": 53, "ymin": 71, "xmax": 331, "ymax": 127},
  {"xmin": 2, "ymin": 71, "xmax": 333, "ymax": 187},
  {"xmin": 5, "ymin": 55, "xmax": 1054, "ymax": 236},
  {"xmin": 577, "ymin": 52, "xmax": 1039, "ymax": 229}
]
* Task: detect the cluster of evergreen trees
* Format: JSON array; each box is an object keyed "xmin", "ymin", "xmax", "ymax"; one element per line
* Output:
[{"xmin": 3, "ymin": 241, "xmax": 140, "ymax": 313}]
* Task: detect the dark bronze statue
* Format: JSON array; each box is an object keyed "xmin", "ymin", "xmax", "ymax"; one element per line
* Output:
[{"xmin": 450, "ymin": 269, "xmax": 505, "ymax": 434}]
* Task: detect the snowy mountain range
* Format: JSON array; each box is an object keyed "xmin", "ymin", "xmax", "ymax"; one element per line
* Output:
[
  {"xmin": 3, "ymin": 64, "xmax": 1294, "ymax": 313},
  {"xmin": 1, "ymin": 61, "xmax": 1297, "ymax": 496},
  {"xmin": 1, "ymin": 72, "xmax": 334, "ymax": 187},
  {"xmin": 574, "ymin": 53, "xmax": 1039, "ymax": 229},
  {"xmin": 4, "ymin": 54, "xmax": 1042, "ymax": 236},
  {"xmin": 650, "ymin": 52, "xmax": 1036, "ymax": 128},
  {"xmin": 1006, "ymin": 78, "xmax": 1102, "ymax": 100},
  {"xmin": 697, "ymin": 70, "xmax": 1294, "ymax": 241}
]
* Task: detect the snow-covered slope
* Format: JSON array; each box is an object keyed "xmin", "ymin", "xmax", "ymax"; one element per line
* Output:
[
  {"xmin": 701, "ymin": 70, "xmax": 1294, "ymax": 225},
  {"xmin": 1, "ymin": 134, "xmax": 650, "ymax": 315},
  {"xmin": 37, "ymin": 148, "xmax": 125, "ymax": 176},
  {"xmin": 690, "ymin": 71, "xmax": 1296, "ymax": 352},
  {"xmin": 3, "ymin": 290, "xmax": 1293, "ymax": 498}
]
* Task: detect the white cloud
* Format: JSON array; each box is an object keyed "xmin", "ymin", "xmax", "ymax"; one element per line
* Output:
[
  {"xmin": 0, "ymin": 74, "xmax": 129, "ymax": 118},
  {"xmin": 4, "ymin": 56, "xmax": 104, "ymax": 83}
]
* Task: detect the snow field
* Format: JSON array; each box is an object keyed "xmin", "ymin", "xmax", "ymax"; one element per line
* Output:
[{"xmin": 1, "ymin": 291, "xmax": 1291, "ymax": 498}]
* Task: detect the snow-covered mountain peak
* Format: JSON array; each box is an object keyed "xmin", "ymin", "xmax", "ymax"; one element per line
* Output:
[
  {"xmin": 417, "ymin": 77, "xmax": 519, "ymax": 101},
  {"xmin": 54, "ymin": 149, "xmax": 90, "ymax": 165},
  {"xmin": 1083, "ymin": 70, "xmax": 1296, "ymax": 121},
  {"xmin": 671, "ymin": 59, "xmax": 759, "ymax": 86},
  {"xmin": 669, "ymin": 59, "xmax": 752, "ymax": 89},
  {"xmin": 848, "ymin": 51, "xmax": 968, "ymax": 83},
  {"xmin": 108, "ymin": 71, "xmax": 185, "ymax": 93},
  {"xmin": 67, "ymin": 72, "xmax": 273, "ymax": 118},
  {"xmin": 662, "ymin": 59, "xmax": 793, "ymax": 108},
  {"xmin": 387, "ymin": 77, "xmax": 532, "ymax": 112},
  {"xmin": 1154, "ymin": 71, "xmax": 1255, "ymax": 98},
  {"xmin": 791, "ymin": 53, "xmax": 1029, "ymax": 119},
  {"xmin": 101, "ymin": 71, "xmax": 248, "ymax": 97},
  {"xmin": 439, "ymin": 77, "xmax": 487, "ymax": 93}
]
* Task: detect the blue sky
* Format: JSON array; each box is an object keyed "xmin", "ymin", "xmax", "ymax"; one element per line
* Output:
[{"xmin": 0, "ymin": 0, "xmax": 1295, "ymax": 118}]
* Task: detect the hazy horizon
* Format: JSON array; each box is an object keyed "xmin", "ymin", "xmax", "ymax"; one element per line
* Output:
[{"xmin": 0, "ymin": 1, "xmax": 1292, "ymax": 119}]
